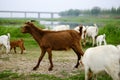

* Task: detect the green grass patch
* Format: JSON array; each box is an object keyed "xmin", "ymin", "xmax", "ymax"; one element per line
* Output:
[
  {"xmin": 0, "ymin": 70, "xmax": 112, "ymax": 80},
  {"xmin": 99, "ymin": 22, "xmax": 120, "ymax": 45},
  {"xmin": 0, "ymin": 70, "xmax": 20, "ymax": 79}
]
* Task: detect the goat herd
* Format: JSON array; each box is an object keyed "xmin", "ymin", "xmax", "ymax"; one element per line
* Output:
[{"xmin": 0, "ymin": 21, "xmax": 120, "ymax": 80}]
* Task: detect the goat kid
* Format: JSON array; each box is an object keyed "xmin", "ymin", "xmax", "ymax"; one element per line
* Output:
[
  {"xmin": 96, "ymin": 34, "xmax": 107, "ymax": 46},
  {"xmin": 21, "ymin": 22, "xmax": 84, "ymax": 71},
  {"xmin": 10, "ymin": 39, "xmax": 26, "ymax": 54}
]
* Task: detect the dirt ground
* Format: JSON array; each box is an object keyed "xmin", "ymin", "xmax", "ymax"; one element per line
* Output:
[{"xmin": 0, "ymin": 49, "xmax": 84, "ymax": 78}]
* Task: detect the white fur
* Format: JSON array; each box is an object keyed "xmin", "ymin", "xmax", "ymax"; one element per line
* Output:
[
  {"xmin": 74, "ymin": 25, "xmax": 86, "ymax": 39},
  {"xmin": 85, "ymin": 24, "xmax": 98, "ymax": 46},
  {"xmin": 0, "ymin": 33, "xmax": 10, "ymax": 53},
  {"xmin": 74, "ymin": 24, "xmax": 98, "ymax": 46},
  {"xmin": 82, "ymin": 45, "xmax": 120, "ymax": 80},
  {"xmin": 96, "ymin": 34, "xmax": 107, "ymax": 46},
  {"xmin": 52, "ymin": 25, "xmax": 70, "ymax": 31},
  {"xmin": 117, "ymin": 45, "xmax": 120, "ymax": 49}
]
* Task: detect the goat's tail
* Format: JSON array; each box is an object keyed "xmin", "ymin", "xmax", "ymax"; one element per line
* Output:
[{"xmin": 79, "ymin": 24, "xmax": 83, "ymax": 36}]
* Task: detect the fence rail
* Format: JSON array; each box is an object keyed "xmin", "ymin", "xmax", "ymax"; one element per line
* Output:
[{"xmin": 0, "ymin": 10, "xmax": 59, "ymax": 19}]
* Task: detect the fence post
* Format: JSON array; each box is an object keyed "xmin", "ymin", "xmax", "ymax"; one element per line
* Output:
[
  {"xmin": 10, "ymin": 12, "xmax": 12, "ymax": 18},
  {"xmin": 51, "ymin": 13, "xmax": 53, "ymax": 19},
  {"xmin": 24, "ymin": 12, "xmax": 27, "ymax": 18},
  {"xmin": 38, "ymin": 12, "xmax": 40, "ymax": 19}
]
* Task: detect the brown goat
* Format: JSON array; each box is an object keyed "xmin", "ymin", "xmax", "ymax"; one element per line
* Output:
[
  {"xmin": 10, "ymin": 39, "xmax": 25, "ymax": 54},
  {"xmin": 21, "ymin": 22, "xmax": 84, "ymax": 71}
]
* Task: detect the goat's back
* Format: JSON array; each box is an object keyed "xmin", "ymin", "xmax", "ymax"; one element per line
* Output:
[
  {"xmin": 86, "ymin": 26, "xmax": 98, "ymax": 37},
  {"xmin": 82, "ymin": 45, "xmax": 119, "ymax": 69},
  {"xmin": 10, "ymin": 39, "xmax": 24, "ymax": 47},
  {"xmin": 40, "ymin": 30, "xmax": 81, "ymax": 50}
]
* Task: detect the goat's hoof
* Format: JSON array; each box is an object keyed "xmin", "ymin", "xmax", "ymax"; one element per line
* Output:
[
  {"xmin": 48, "ymin": 68, "xmax": 53, "ymax": 71},
  {"xmin": 74, "ymin": 65, "xmax": 78, "ymax": 68},
  {"xmin": 33, "ymin": 67, "xmax": 38, "ymax": 71}
]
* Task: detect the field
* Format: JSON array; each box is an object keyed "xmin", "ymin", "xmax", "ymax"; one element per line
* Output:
[{"xmin": 0, "ymin": 17, "xmax": 120, "ymax": 80}]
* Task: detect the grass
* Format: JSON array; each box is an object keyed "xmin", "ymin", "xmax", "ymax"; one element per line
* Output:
[
  {"xmin": 0, "ymin": 70, "xmax": 112, "ymax": 80},
  {"xmin": 98, "ymin": 22, "xmax": 120, "ymax": 45}
]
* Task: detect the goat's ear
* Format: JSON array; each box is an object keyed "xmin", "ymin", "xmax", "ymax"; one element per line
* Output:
[
  {"xmin": 25, "ymin": 21, "xmax": 34, "ymax": 26},
  {"xmin": 25, "ymin": 21, "xmax": 30, "ymax": 24}
]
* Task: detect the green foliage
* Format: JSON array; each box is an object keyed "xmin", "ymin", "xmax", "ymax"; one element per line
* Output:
[
  {"xmin": 99, "ymin": 22, "xmax": 120, "ymax": 45},
  {"xmin": 0, "ymin": 19, "xmax": 45, "ymax": 39},
  {"xmin": 91, "ymin": 7, "xmax": 101, "ymax": 16},
  {"xmin": 0, "ymin": 18, "xmax": 26, "ymax": 25},
  {"xmin": 59, "ymin": 9, "xmax": 81, "ymax": 17},
  {"xmin": 0, "ymin": 25, "xmax": 30, "ymax": 38},
  {"xmin": 58, "ymin": 6, "xmax": 120, "ymax": 17}
]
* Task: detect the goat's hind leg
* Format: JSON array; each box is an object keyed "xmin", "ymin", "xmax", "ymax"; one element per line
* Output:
[
  {"xmin": 47, "ymin": 48, "xmax": 53, "ymax": 71},
  {"xmin": 72, "ymin": 45, "xmax": 84, "ymax": 68}
]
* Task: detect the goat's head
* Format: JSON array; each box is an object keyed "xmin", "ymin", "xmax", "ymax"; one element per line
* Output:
[{"xmin": 21, "ymin": 22, "xmax": 34, "ymax": 33}]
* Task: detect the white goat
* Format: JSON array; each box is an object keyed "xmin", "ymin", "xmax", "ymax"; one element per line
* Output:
[
  {"xmin": 74, "ymin": 24, "xmax": 98, "ymax": 46},
  {"xmin": 82, "ymin": 45, "xmax": 120, "ymax": 80},
  {"xmin": 85, "ymin": 24, "xmax": 98, "ymax": 46},
  {"xmin": 0, "ymin": 33, "xmax": 10, "ymax": 53},
  {"xmin": 52, "ymin": 25, "xmax": 70, "ymax": 31},
  {"xmin": 96, "ymin": 34, "xmax": 107, "ymax": 46}
]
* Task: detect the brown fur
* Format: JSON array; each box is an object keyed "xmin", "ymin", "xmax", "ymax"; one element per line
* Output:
[
  {"xmin": 10, "ymin": 39, "xmax": 25, "ymax": 54},
  {"xmin": 21, "ymin": 22, "xmax": 84, "ymax": 71}
]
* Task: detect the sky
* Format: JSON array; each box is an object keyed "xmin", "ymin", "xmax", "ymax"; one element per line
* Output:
[{"xmin": 0, "ymin": 0, "xmax": 120, "ymax": 12}]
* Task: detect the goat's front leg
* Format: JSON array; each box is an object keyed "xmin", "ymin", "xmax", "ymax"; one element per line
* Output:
[
  {"xmin": 33, "ymin": 49, "xmax": 46, "ymax": 70},
  {"xmin": 92, "ymin": 36, "xmax": 95, "ymax": 46},
  {"xmin": 47, "ymin": 48, "xmax": 53, "ymax": 71}
]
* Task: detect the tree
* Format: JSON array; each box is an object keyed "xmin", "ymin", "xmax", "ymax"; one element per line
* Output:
[
  {"xmin": 59, "ymin": 9, "xmax": 81, "ymax": 17},
  {"xmin": 117, "ymin": 6, "xmax": 120, "ymax": 14},
  {"xmin": 111, "ymin": 7, "xmax": 117, "ymax": 14},
  {"xmin": 91, "ymin": 7, "xmax": 101, "ymax": 16}
]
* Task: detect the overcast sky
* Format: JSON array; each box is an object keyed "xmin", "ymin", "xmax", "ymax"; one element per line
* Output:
[{"xmin": 0, "ymin": 0, "xmax": 120, "ymax": 12}]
